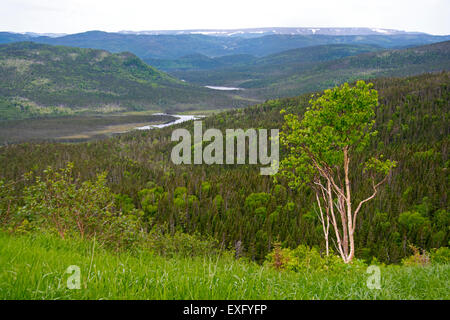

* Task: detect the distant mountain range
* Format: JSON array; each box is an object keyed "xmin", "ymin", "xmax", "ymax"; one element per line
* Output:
[
  {"xmin": 117, "ymin": 27, "xmax": 426, "ymax": 37},
  {"xmin": 21, "ymin": 32, "xmax": 67, "ymax": 38},
  {"xmin": 3, "ymin": 27, "xmax": 427, "ymax": 39},
  {"xmin": 0, "ymin": 30, "xmax": 449, "ymax": 60}
]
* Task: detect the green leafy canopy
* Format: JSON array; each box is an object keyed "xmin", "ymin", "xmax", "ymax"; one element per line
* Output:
[{"xmin": 278, "ymin": 80, "xmax": 395, "ymax": 189}]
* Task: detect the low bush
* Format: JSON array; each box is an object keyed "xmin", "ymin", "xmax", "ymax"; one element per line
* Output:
[
  {"xmin": 147, "ymin": 228, "xmax": 223, "ymax": 258},
  {"xmin": 430, "ymin": 247, "xmax": 450, "ymax": 264},
  {"xmin": 401, "ymin": 245, "xmax": 431, "ymax": 266},
  {"xmin": 402, "ymin": 245, "xmax": 450, "ymax": 266},
  {"xmin": 265, "ymin": 242, "xmax": 367, "ymax": 273},
  {"xmin": 9, "ymin": 163, "xmax": 145, "ymax": 250}
]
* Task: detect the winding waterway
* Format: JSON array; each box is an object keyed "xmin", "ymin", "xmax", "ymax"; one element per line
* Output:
[
  {"xmin": 204, "ymin": 86, "xmax": 242, "ymax": 91},
  {"xmin": 135, "ymin": 113, "xmax": 204, "ymax": 130}
]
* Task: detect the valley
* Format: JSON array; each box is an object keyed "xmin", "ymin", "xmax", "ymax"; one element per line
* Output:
[
  {"xmin": 0, "ymin": 38, "xmax": 449, "ymax": 144},
  {"xmin": 168, "ymin": 41, "xmax": 450, "ymax": 99},
  {"xmin": 0, "ymin": 113, "xmax": 177, "ymax": 143}
]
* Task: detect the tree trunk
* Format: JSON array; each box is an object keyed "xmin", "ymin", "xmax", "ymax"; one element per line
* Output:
[{"xmin": 344, "ymin": 147, "xmax": 354, "ymax": 263}]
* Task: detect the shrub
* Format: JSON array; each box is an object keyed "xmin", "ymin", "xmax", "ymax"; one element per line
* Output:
[
  {"xmin": 401, "ymin": 245, "xmax": 430, "ymax": 266},
  {"xmin": 265, "ymin": 243, "xmax": 365, "ymax": 273},
  {"xmin": 147, "ymin": 229, "xmax": 221, "ymax": 258},
  {"xmin": 429, "ymin": 247, "xmax": 450, "ymax": 264},
  {"xmin": 115, "ymin": 194, "xmax": 136, "ymax": 214},
  {"xmin": 0, "ymin": 180, "xmax": 16, "ymax": 227},
  {"xmin": 265, "ymin": 242, "xmax": 296, "ymax": 270},
  {"xmin": 16, "ymin": 163, "xmax": 145, "ymax": 250}
]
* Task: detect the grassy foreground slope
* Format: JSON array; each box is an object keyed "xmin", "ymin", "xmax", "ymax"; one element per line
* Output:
[
  {"xmin": 0, "ymin": 232, "xmax": 448, "ymax": 300},
  {"xmin": 0, "ymin": 42, "xmax": 251, "ymax": 120}
]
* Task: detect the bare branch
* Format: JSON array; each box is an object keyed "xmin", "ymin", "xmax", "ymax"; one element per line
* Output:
[{"xmin": 352, "ymin": 173, "xmax": 390, "ymax": 232}]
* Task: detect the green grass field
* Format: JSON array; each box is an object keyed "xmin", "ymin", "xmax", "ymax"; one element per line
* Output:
[{"xmin": 0, "ymin": 232, "xmax": 448, "ymax": 300}]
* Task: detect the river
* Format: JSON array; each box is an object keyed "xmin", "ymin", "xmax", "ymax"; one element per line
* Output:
[
  {"xmin": 135, "ymin": 113, "xmax": 204, "ymax": 130},
  {"xmin": 204, "ymin": 85, "xmax": 242, "ymax": 91}
]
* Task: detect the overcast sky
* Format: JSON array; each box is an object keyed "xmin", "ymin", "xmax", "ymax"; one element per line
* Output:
[{"xmin": 1, "ymin": 0, "xmax": 449, "ymax": 35}]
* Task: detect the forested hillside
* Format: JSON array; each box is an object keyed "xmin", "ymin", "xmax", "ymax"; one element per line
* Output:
[
  {"xmin": 249, "ymin": 40, "xmax": 450, "ymax": 98},
  {"xmin": 0, "ymin": 42, "xmax": 250, "ymax": 120},
  {"xmin": 0, "ymin": 72, "xmax": 448, "ymax": 264},
  {"xmin": 152, "ymin": 44, "xmax": 381, "ymax": 72},
  {"xmin": 173, "ymin": 41, "xmax": 450, "ymax": 99}
]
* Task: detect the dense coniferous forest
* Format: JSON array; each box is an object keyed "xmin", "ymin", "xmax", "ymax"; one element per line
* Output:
[{"xmin": 1, "ymin": 72, "xmax": 448, "ymax": 264}]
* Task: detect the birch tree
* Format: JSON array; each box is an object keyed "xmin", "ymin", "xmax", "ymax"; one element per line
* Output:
[{"xmin": 277, "ymin": 81, "xmax": 396, "ymax": 263}]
